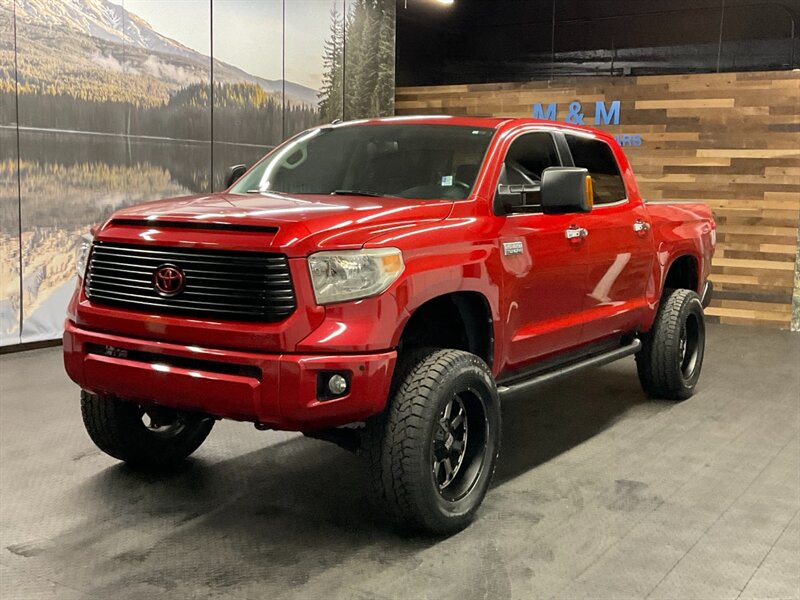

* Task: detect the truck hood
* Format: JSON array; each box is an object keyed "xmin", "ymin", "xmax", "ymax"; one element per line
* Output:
[{"xmin": 102, "ymin": 192, "xmax": 454, "ymax": 255}]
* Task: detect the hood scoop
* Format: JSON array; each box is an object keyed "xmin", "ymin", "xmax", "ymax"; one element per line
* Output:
[{"xmin": 109, "ymin": 218, "xmax": 279, "ymax": 235}]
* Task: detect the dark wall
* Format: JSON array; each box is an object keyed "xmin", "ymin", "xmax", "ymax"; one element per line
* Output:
[{"xmin": 396, "ymin": 0, "xmax": 800, "ymax": 86}]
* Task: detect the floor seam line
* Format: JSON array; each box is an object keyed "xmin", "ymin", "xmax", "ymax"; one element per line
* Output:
[
  {"xmin": 734, "ymin": 507, "xmax": 800, "ymax": 600},
  {"xmin": 545, "ymin": 406, "xmax": 783, "ymax": 600},
  {"xmin": 642, "ymin": 430, "xmax": 797, "ymax": 599}
]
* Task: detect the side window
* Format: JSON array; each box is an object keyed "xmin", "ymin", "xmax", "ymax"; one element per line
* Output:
[
  {"xmin": 497, "ymin": 132, "xmax": 560, "ymax": 212},
  {"xmin": 564, "ymin": 135, "xmax": 627, "ymax": 204}
]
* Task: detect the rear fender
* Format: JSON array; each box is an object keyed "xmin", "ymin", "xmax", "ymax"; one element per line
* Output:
[{"xmin": 642, "ymin": 202, "xmax": 715, "ymax": 332}]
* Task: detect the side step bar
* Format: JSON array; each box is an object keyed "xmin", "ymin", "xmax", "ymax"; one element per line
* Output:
[{"xmin": 497, "ymin": 338, "xmax": 642, "ymax": 397}]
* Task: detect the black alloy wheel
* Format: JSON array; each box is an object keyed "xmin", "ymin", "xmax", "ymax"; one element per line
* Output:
[
  {"xmin": 432, "ymin": 389, "xmax": 490, "ymax": 503},
  {"xmin": 636, "ymin": 288, "xmax": 706, "ymax": 400},
  {"xmin": 363, "ymin": 349, "xmax": 501, "ymax": 534}
]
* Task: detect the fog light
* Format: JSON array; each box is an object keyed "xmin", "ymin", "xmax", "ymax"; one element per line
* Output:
[{"xmin": 327, "ymin": 374, "xmax": 348, "ymax": 395}]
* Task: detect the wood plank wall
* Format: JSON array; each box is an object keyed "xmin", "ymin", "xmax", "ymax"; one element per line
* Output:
[{"xmin": 396, "ymin": 71, "xmax": 800, "ymax": 330}]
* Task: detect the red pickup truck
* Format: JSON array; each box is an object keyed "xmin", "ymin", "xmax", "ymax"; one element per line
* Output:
[{"xmin": 64, "ymin": 117, "xmax": 715, "ymax": 533}]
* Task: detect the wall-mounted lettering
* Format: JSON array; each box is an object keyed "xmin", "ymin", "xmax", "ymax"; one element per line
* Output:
[
  {"xmin": 532, "ymin": 101, "xmax": 622, "ymax": 126},
  {"xmin": 532, "ymin": 100, "xmax": 638, "ymax": 144}
]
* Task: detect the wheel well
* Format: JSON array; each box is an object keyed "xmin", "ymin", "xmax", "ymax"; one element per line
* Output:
[
  {"xmin": 663, "ymin": 255, "xmax": 698, "ymax": 294},
  {"xmin": 399, "ymin": 292, "xmax": 493, "ymax": 367}
]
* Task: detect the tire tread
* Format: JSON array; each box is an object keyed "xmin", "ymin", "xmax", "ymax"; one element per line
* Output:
[
  {"xmin": 80, "ymin": 391, "xmax": 213, "ymax": 469},
  {"xmin": 636, "ymin": 288, "xmax": 705, "ymax": 400},
  {"xmin": 362, "ymin": 349, "xmax": 499, "ymax": 533}
]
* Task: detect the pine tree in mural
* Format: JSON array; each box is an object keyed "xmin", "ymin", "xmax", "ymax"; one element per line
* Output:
[
  {"xmin": 318, "ymin": 0, "xmax": 395, "ymax": 123},
  {"xmin": 373, "ymin": 0, "xmax": 396, "ymax": 117},
  {"xmin": 318, "ymin": 5, "xmax": 345, "ymax": 123}
]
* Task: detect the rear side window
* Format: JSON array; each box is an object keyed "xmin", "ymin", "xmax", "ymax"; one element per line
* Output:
[{"xmin": 565, "ymin": 135, "xmax": 627, "ymax": 204}]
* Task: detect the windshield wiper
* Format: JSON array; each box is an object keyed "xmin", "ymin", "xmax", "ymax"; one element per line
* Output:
[{"xmin": 331, "ymin": 189, "xmax": 387, "ymax": 197}]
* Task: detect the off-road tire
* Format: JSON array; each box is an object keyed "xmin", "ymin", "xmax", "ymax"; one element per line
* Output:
[
  {"xmin": 81, "ymin": 391, "xmax": 214, "ymax": 470},
  {"xmin": 362, "ymin": 349, "xmax": 501, "ymax": 534},
  {"xmin": 636, "ymin": 288, "xmax": 706, "ymax": 400}
]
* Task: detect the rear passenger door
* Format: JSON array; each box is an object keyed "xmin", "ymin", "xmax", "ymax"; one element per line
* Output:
[{"xmin": 563, "ymin": 133, "xmax": 655, "ymax": 343}]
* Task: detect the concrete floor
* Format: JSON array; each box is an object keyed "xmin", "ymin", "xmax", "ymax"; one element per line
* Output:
[{"xmin": 0, "ymin": 323, "xmax": 798, "ymax": 600}]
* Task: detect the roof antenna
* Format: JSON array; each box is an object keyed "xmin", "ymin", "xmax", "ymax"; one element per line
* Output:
[{"xmin": 331, "ymin": 119, "xmax": 343, "ymax": 125}]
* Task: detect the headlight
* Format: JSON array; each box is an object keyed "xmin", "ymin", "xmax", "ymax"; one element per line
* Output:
[
  {"xmin": 75, "ymin": 233, "xmax": 93, "ymax": 278},
  {"xmin": 308, "ymin": 248, "xmax": 404, "ymax": 304}
]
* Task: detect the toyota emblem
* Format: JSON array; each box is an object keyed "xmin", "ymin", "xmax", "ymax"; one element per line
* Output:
[{"xmin": 153, "ymin": 264, "xmax": 185, "ymax": 297}]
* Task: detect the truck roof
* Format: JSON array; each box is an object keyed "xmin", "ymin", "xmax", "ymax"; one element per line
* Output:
[
  {"xmin": 334, "ymin": 115, "xmax": 612, "ymax": 138},
  {"xmin": 342, "ymin": 115, "xmax": 512, "ymax": 128}
]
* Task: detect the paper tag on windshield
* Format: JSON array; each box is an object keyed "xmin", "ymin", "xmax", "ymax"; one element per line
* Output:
[{"xmin": 441, "ymin": 175, "xmax": 453, "ymax": 186}]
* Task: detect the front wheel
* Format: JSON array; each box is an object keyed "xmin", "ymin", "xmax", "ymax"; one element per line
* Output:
[
  {"xmin": 81, "ymin": 391, "xmax": 214, "ymax": 470},
  {"xmin": 363, "ymin": 349, "xmax": 501, "ymax": 534},
  {"xmin": 636, "ymin": 288, "xmax": 706, "ymax": 400}
]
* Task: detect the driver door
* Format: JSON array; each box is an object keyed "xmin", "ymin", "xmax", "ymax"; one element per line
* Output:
[{"xmin": 494, "ymin": 131, "xmax": 590, "ymax": 373}]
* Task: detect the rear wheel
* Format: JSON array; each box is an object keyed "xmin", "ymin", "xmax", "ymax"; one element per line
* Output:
[
  {"xmin": 363, "ymin": 349, "xmax": 501, "ymax": 534},
  {"xmin": 81, "ymin": 391, "xmax": 214, "ymax": 470},
  {"xmin": 636, "ymin": 288, "xmax": 706, "ymax": 400}
]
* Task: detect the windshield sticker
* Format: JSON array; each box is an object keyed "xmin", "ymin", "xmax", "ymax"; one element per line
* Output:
[{"xmin": 441, "ymin": 175, "xmax": 454, "ymax": 186}]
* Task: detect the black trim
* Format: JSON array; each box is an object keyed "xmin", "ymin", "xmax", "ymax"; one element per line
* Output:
[
  {"xmin": 554, "ymin": 132, "xmax": 574, "ymax": 167},
  {"xmin": 701, "ymin": 280, "xmax": 714, "ymax": 308},
  {"xmin": 498, "ymin": 336, "xmax": 623, "ymax": 387},
  {"xmin": 497, "ymin": 338, "xmax": 641, "ymax": 395},
  {"xmin": 85, "ymin": 344, "xmax": 262, "ymax": 380},
  {"xmin": 0, "ymin": 339, "xmax": 61, "ymax": 355},
  {"xmin": 316, "ymin": 370, "xmax": 352, "ymax": 401},
  {"xmin": 110, "ymin": 219, "xmax": 279, "ymax": 234}
]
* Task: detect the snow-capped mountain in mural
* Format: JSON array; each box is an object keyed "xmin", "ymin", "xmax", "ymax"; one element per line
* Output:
[
  {"xmin": 15, "ymin": 0, "xmax": 198, "ymax": 60},
  {"xmin": 12, "ymin": 0, "xmax": 318, "ymax": 106}
]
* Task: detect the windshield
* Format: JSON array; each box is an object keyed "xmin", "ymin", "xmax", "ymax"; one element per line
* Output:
[{"xmin": 230, "ymin": 124, "xmax": 495, "ymax": 200}]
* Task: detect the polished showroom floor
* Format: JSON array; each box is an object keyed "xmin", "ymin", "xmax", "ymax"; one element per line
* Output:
[{"xmin": 1, "ymin": 323, "xmax": 798, "ymax": 600}]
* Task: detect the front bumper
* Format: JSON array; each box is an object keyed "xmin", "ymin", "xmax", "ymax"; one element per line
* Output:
[{"xmin": 63, "ymin": 321, "xmax": 396, "ymax": 431}]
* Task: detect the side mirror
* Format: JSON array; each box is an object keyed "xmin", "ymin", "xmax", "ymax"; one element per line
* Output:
[
  {"xmin": 224, "ymin": 164, "xmax": 248, "ymax": 189},
  {"xmin": 541, "ymin": 167, "xmax": 593, "ymax": 214},
  {"xmin": 494, "ymin": 164, "xmax": 541, "ymax": 214},
  {"xmin": 496, "ymin": 183, "xmax": 539, "ymax": 213}
]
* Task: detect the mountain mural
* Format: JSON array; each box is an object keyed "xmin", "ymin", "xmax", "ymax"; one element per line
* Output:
[{"xmin": 4, "ymin": 0, "xmax": 318, "ymax": 107}]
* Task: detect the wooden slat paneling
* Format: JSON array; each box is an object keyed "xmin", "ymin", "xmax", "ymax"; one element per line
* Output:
[{"xmin": 396, "ymin": 71, "xmax": 800, "ymax": 330}]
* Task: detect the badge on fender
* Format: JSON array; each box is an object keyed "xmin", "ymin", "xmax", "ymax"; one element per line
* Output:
[{"xmin": 503, "ymin": 241, "xmax": 524, "ymax": 256}]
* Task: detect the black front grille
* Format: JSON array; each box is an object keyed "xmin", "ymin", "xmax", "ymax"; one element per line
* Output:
[{"xmin": 85, "ymin": 242, "xmax": 296, "ymax": 322}]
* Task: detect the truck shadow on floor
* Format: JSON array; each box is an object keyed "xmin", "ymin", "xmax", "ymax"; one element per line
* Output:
[
  {"xmin": 494, "ymin": 363, "xmax": 659, "ymax": 485},
  {"xmin": 37, "ymin": 363, "xmax": 661, "ymax": 596}
]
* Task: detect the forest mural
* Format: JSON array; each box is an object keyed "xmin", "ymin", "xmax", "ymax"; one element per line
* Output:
[
  {"xmin": 319, "ymin": 0, "xmax": 395, "ymax": 123},
  {"xmin": 0, "ymin": 0, "xmax": 396, "ymax": 345}
]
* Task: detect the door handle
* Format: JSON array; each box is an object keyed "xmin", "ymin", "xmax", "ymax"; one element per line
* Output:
[
  {"xmin": 633, "ymin": 220, "xmax": 650, "ymax": 235},
  {"xmin": 565, "ymin": 226, "xmax": 588, "ymax": 241}
]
